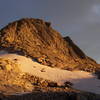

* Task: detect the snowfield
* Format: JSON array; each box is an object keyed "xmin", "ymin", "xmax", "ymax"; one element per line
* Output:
[{"xmin": 0, "ymin": 53, "xmax": 100, "ymax": 94}]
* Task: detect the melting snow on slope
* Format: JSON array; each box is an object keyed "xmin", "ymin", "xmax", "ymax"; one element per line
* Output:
[{"xmin": 0, "ymin": 53, "xmax": 100, "ymax": 94}]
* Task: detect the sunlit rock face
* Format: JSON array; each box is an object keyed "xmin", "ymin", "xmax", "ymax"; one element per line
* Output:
[
  {"xmin": 0, "ymin": 57, "xmax": 34, "ymax": 95},
  {"xmin": 0, "ymin": 18, "xmax": 99, "ymax": 72}
]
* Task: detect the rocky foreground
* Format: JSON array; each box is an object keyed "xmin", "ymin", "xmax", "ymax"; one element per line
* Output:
[
  {"xmin": 0, "ymin": 18, "xmax": 100, "ymax": 100},
  {"xmin": 0, "ymin": 54, "xmax": 100, "ymax": 100}
]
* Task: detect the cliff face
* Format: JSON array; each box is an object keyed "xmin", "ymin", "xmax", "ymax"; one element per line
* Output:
[{"xmin": 0, "ymin": 18, "xmax": 99, "ymax": 71}]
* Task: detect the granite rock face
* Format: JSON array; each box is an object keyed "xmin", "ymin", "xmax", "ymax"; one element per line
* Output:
[{"xmin": 0, "ymin": 18, "xmax": 99, "ymax": 72}]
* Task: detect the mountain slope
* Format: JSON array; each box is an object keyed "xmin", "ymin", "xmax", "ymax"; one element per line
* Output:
[{"xmin": 0, "ymin": 18, "xmax": 99, "ymax": 72}]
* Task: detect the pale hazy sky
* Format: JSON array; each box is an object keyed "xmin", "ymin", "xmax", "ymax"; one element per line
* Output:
[{"xmin": 0, "ymin": 0, "xmax": 100, "ymax": 63}]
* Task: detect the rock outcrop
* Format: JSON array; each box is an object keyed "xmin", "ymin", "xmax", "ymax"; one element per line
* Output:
[
  {"xmin": 0, "ymin": 57, "xmax": 61, "ymax": 95},
  {"xmin": 0, "ymin": 58, "xmax": 33, "ymax": 95},
  {"xmin": 0, "ymin": 18, "xmax": 99, "ymax": 72}
]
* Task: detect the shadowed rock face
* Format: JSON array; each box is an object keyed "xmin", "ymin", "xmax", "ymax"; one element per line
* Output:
[
  {"xmin": 1, "ymin": 91, "xmax": 100, "ymax": 100},
  {"xmin": 64, "ymin": 36, "xmax": 86, "ymax": 59},
  {"xmin": 0, "ymin": 18, "xmax": 99, "ymax": 71}
]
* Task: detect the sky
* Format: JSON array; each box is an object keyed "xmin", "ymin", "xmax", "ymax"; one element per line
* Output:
[{"xmin": 0, "ymin": 0, "xmax": 100, "ymax": 63}]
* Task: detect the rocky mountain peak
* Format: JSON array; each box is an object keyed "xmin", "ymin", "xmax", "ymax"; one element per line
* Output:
[{"xmin": 0, "ymin": 18, "xmax": 99, "ymax": 71}]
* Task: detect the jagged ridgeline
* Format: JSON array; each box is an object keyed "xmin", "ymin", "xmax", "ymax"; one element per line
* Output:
[{"xmin": 0, "ymin": 18, "xmax": 99, "ymax": 72}]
